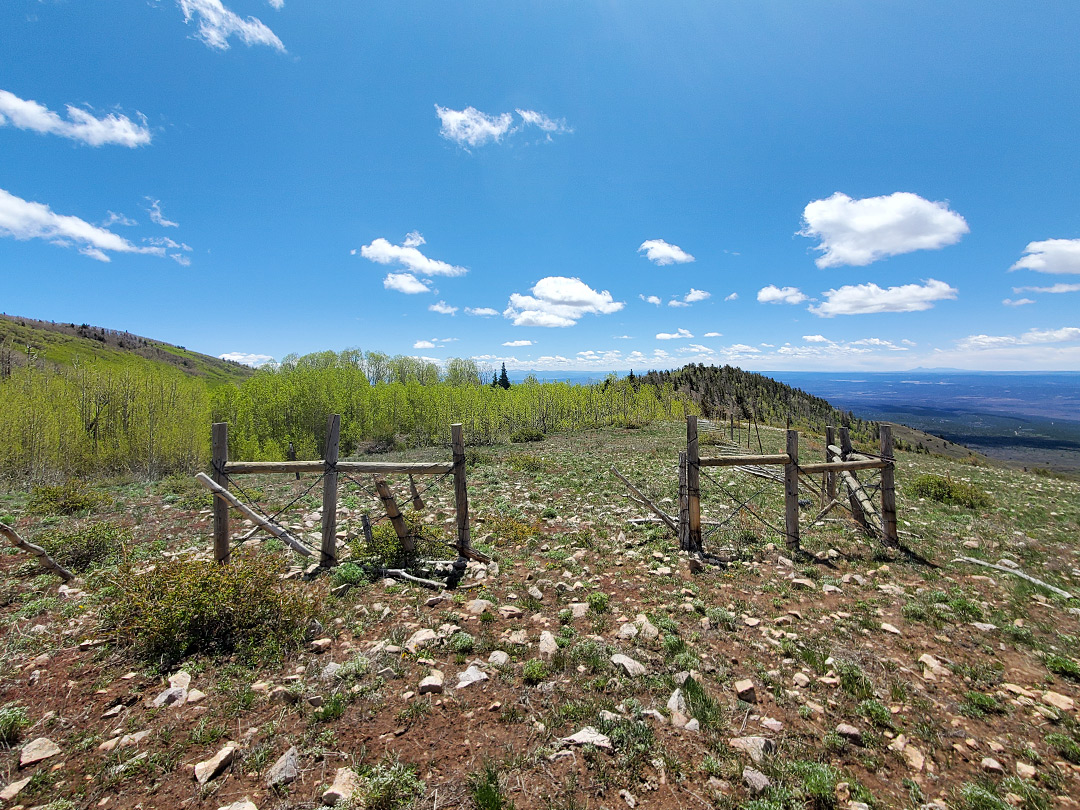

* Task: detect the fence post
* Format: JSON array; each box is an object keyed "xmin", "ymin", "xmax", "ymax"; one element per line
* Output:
[
  {"xmin": 686, "ymin": 416, "xmax": 702, "ymax": 553},
  {"xmin": 451, "ymin": 423, "xmax": 471, "ymax": 554},
  {"xmin": 320, "ymin": 414, "xmax": 340, "ymax": 568},
  {"xmin": 678, "ymin": 450, "xmax": 689, "ymax": 551},
  {"xmin": 212, "ymin": 422, "xmax": 230, "ymax": 564},
  {"xmin": 784, "ymin": 429, "xmax": 800, "ymax": 552},
  {"xmin": 825, "ymin": 425, "xmax": 837, "ymax": 507},
  {"xmin": 839, "ymin": 427, "xmax": 868, "ymax": 531},
  {"xmin": 879, "ymin": 424, "xmax": 899, "ymax": 547}
]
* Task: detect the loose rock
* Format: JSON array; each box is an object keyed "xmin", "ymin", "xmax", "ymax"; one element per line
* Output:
[
  {"xmin": 195, "ymin": 743, "xmax": 237, "ymax": 784},
  {"xmin": 266, "ymin": 746, "xmax": 299, "ymax": 788},
  {"xmin": 610, "ymin": 654, "xmax": 647, "ymax": 677},
  {"xmin": 19, "ymin": 737, "xmax": 61, "ymax": 767},
  {"xmin": 322, "ymin": 766, "xmax": 360, "ymax": 805}
]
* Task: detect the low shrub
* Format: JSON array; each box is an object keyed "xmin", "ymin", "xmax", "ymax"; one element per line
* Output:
[
  {"xmin": 37, "ymin": 521, "xmax": 129, "ymax": 572},
  {"xmin": 0, "ymin": 702, "xmax": 30, "ymax": 744},
  {"xmin": 101, "ymin": 550, "xmax": 322, "ymax": 665},
  {"xmin": 27, "ymin": 480, "xmax": 109, "ymax": 515},
  {"xmin": 522, "ymin": 659, "xmax": 548, "ymax": 685},
  {"xmin": 509, "ymin": 427, "xmax": 544, "ymax": 443},
  {"xmin": 331, "ymin": 562, "xmax": 369, "ymax": 589},
  {"xmin": 1045, "ymin": 654, "xmax": 1080, "ymax": 682},
  {"xmin": 360, "ymin": 757, "xmax": 425, "ymax": 810},
  {"xmin": 349, "ymin": 515, "xmax": 449, "ymax": 569},
  {"xmin": 469, "ymin": 762, "xmax": 514, "ymax": 810},
  {"xmin": 907, "ymin": 474, "xmax": 991, "ymax": 508}
]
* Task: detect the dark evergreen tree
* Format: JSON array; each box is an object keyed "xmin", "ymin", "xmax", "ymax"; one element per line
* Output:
[{"xmin": 497, "ymin": 363, "xmax": 511, "ymax": 390}]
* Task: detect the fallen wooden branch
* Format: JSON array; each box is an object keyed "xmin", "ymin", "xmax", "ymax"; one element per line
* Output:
[
  {"xmin": 194, "ymin": 472, "xmax": 313, "ymax": 558},
  {"xmin": 375, "ymin": 568, "xmax": 445, "ymax": 590},
  {"xmin": 610, "ymin": 466, "xmax": 677, "ymax": 534},
  {"xmin": 448, "ymin": 542, "xmax": 491, "ymax": 564},
  {"xmin": 0, "ymin": 521, "xmax": 74, "ymax": 582},
  {"xmin": 952, "ymin": 556, "xmax": 1074, "ymax": 600},
  {"xmin": 838, "ymin": 470, "xmax": 885, "ymax": 537}
]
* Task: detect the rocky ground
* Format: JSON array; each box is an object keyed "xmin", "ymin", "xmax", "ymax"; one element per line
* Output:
[{"xmin": 1, "ymin": 422, "xmax": 1079, "ymax": 810}]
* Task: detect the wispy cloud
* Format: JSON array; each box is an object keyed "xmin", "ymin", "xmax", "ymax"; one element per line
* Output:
[
  {"xmin": 800, "ymin": 191, "xmax": 968, "ymax": 268},
  {"xmin": 703, "ymin": 332, "xmax": 722, "ymax": 337},
  {"xmin": 639, "ymin": 294, "xmax": 661, "ymax": 306},
  {"xmin": 515, "ymin": 109, "xmax": 572, "ymax": 134},
  {"xmin": 177, "ymin": 0, "xmax": 285, "ymax": 52},
  {"xmin": 957, "ymin": 327, "xmax": 1080, "ymax": 351},
  {"xmin": 1009, "ymin": 239, "xmax": 1080, "ymax": 275},
  {"xmin": 504, "ymin": 276, "xmax": 623, "ymax": 327},
  {"xmin": 145, "ymin": 198, "xmax": 179, "ymax": 228},
  {"xmin": 436, "ymin": 106, "xmax": 571, "ymax": 149},
  {"xmin": 724, "ymin": 292, "xmax": 738, "ymax": 301},
  {"xmin": 757, "ymin": 285, "xmax": 807, "ymax": 305},
  {"xmin": 465, "ymin": 306, "xmax": 498, "ymax": 317},
  {"xmin": 503, "ymin": 339, "xmax": 533, "ymax": 347},
  {"xmin": 638, "ymin": 239, "xmax": 695, "ymax": 266},
  {"xmin": 102, "ymin": 211, "xmax": 137, "ymax": 227},
  {"xmin": 809, "ymin": 279, "xmax": 957, "ymax": 317},
  {"xmin": 0, "ymin": 89, "xmax": 152, "ymax": 147},
  {"xmin": 1013, "ymin": 282, "xmax": 1080, "ymax": 294},
  {"xmin": 413, "ymin": 340, "xmax": 436, "ymax": 349},
  {"xmin": 1002, "ymin": 298, "xmax": 1035, "ymax": 307},
  {"xmin": 656, "ymin": 328, "xmax": 693, "ymax": 340},
  {"xmin": 429, "ymin": 300, "xmax": 458, "ymax": 315},
  {"xmin": 0, "ymin": 186, "xmax": 166, "ymax": 262},
  {"xmin": 219, "ymin": 351, "xmax": 274, "ymax": 367}
]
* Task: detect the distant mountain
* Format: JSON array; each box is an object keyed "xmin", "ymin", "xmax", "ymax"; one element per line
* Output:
[{"xmin": 0, "ymin": 313, "xmax": 254, "ymax": 387}]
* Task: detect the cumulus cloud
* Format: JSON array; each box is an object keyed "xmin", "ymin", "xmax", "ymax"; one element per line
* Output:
[
  {"xmin": 803, "ymin": 334, "xmax": 830, "ymax": 343},
  {"xmin": 383, "ymin": 272, "xmax": 431, "ymax": 294},
  {"xmin": 703, "ymin": 332, "xmax": 722, "ymax": 337},
  {"xmin": 800, "ymin": 191, "xmax": 969, "ymax": 268},
  {"xmin": 1009, "ymin": 239, "xmax": 1080, "ymax": 275},
  {"xmin": 0, "ymin": 187, "xmax": 166, "ymax": 262},
  {"xmin": 957, "ymin": 327, "xmax": 1080, "ymax": 351},
  {"xmin": 413, "ymin": 340, "xmax": 436, "ymax": 349},
  {"xmin": 1003, "ymin": 298, "xmax": 1035, "ymax": 307},
  {"xmin": 684, "ymin": 288, "xmax": 710, "ymax": 303},
  {"xmin": 178, "ymin": 0, "xmax": 285, "ymax": 51},
  {"xmin": 668, "ymin": 299, "xmax": 689, "ymax": 307},
  {"xmin": 640, "ymin": 294, "xmax": 661, "ymax": 306},
  {"xmin": 0, "ymin": 89, "xmax": 151, "ymax": 147},
  {"xmin": 435, "ymin": 105, "xmax": 571, "ymax": 148},
  {"xmin": 1013, "ymin": 283, "xmax": 1080, "ymax": 294},
  {"xmin": 757, "ymin": 285, "xmax": 807, "ymax": 305},
  {"xmin": 638, "ymin": 239, "xmax": 695, "ymax": 265},
  {"xmin": 504, "ymin": 276, "xmax": 623, "ymax": 327},
  {"xmin": 465, "ymin": 307, "xmax": 498, "ymax": 317},
  {"xmin": 656, "ymin": 328, "xmax": 693, "ymax": 340},
  {"xmin": 808, "ymin": 279, "xmax": 957, "ymax": 317},
  {"xmin": 146, "ymin": 199, "xmax": 178, "ymax": 228},
  {"xmin": 359, "ymin": 235, "xmax": 466, "ymax": 277},
  {"xmin": 429, "ymin": 300, "xmax": 457, "ymax": 315},
  {"xmin": 219, "ymin": 351, "xmax": 274, "ymax": 367},
  {"xmin": 503, "ymin": 339, "xmax": 532, "ymax": 347}
]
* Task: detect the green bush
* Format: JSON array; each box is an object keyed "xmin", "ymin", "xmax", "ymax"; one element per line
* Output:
[
  {"xmin": 101, "ymin": 550, "xmax": 323, "ymax": 665},
  {"xmin": 469, "ymin": 762, "xmax": 514, "ymax": 810},
  {"xmin": 0, "ymin": 702, "xmax": 30, "ymax": 744},
  {"xmin": 37, "ymin": 521, "xmax": 129, "ymax": 572},
  {"xmin": 1045, "ymin": 654, "xmax": 1080, "ymax": 682},
  {"xmin": 587, "ymin": 591, "xmax": 610, "ymax": 614},
  {"xmin": 26, "ymin": 480, "xmax": 109, "ymax": 515},
  {"xmin": 349, "ymin": 515, "xmax": 449, "ymax": 569},
  {"xmin": 1045, "ymin": 732, "xmax": 1080, "ymax": 765},
  {"xmin": 360, "ymin": 757, "xmax": 424, "ymax": 810},
  {"xmin": 522, "ymin": 659, "xmax": 548, "ymax": 685},
  {"xmin": 331, "ymin": 562, "xmax": 369, "ymax": 588},
  {"xmin": 908, "ymin": 474, "xmax": 991, "ymax": 508},
  {"xmin": 509, "ymin": 427, "xmax": 544, "ymax": 443}
]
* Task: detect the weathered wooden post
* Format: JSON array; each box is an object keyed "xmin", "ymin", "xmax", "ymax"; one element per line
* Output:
[
  {"xmin": 678, "ymin": 450, "xmax": 689, "ymax": 551},
  {"xmin": 375, "ymin": 479, "xmax": 413, "ymax": 553},
  {"xmin": 451, "ymin": 423, "xmax": 471, "ymax": 554},
  {"xmin": 879, "ymin": 424, "xmax": 899, "ymax": 547},
  {"xmin": 825, "ymin": 425, "xmax": 837, "ymax": 507},
  {"xmin": 784, "ymin": 429, "xmax": 800, "ymax": 552},
  {"xmin": 838, "ymin": 427, "xmax": 868, "ymax": 531},
  {"xmin": 212, "ymin": 422, "xmax": 230, "ymax": 564},
  {"xmin": 686, "ymin": 416, "xmax": 702, "ymax": 553},
  {"xmin": 320, "ymin": 414, "xmax": 340, "ymax": 568}
]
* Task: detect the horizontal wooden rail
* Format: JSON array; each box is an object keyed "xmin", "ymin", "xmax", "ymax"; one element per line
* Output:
[
  {"xmin": 798, "ymin": 458, "xmax": 888, "ymax": 474},
  {"xmin": 699, "ymin": 453, "xmax": 791, "ymax": 467},
  {"xmin": 827, "ymin": 445, "xmax": 876, "ymax": 463},
  {"xmin": 224, "ymin": 460, "xmax": 453, "ymax": 476}
]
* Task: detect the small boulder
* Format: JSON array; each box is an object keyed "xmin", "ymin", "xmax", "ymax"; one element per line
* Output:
[
  {"xmin": 218, "ymin": 800, "xmax": 258, "ymax": 810},
  {"xmin": 499, "ymin": 605, "xmax": 523, "ymax": 619},
  {"xmin": 19, "ymin": 737, "xmax": 60, "ymax": 767},
  {"xmin": 730, "ymin": 736, "xmax": 775, "ymax": 765},
  {"xmin": 561, "ymin": 726, "xmax": 612, "ymax": 749},
  {"xmin": 617, "ymin": 623, "xmax": 638, "ymax": 640},
  {"xmin": 488, "ymin": 650, "xmax": 510, "ymax": 667},
  {"xmin": 405, "ymin": 628, "xmax": 438, "ymax": 653},
  {"xmin": 610, "ymin": 654, "xmax": 646, "ymax": 677},
  {"xmin": 266, "ymin": 746, "xmax": 299, "ymax": 788},
  {"xmin": 981, "ymin": 757, "xmax": 1005, "ymax": 774},
  {"xmin": 835, "ymin": 724, "xmax": 863, "ymax": 746},
  {"xmin": 465, "ymin": 599, "xmax": 495, "ymax": 615},
  {"xmin": 743, "ymin": 766, "xmax": 771, "ymax": 796},
  {"xmin": 734, "ymin": 678, "xmax": 756, "ymax": 703},
  {"xmin": 322, "ymin": 766, "xmax": 360, "ymax": 805},
  {"xmin": 418, "ymin": 670, "xmax": 445, "ymax": 695},
  {"xmin": 153, "ymin": 686, "xmax": 188, "ymax": 708},
  {"xmin": 0, "ymin": 776, "xmax": 32, "ymax": 802},
  {"xmin": 457, "ymin": 665, "xmax": 489, "ymax": 689},
  {"xmin": 538, "ymin": 631, "xmax": 558, "ymax": 659},
  {"xmin": 195, "ymin": 743, "xmax": 237, "ymax": 784},
  {"xmin": 527, "ymin": 586, "xmax": 544, "ymax": 601}
]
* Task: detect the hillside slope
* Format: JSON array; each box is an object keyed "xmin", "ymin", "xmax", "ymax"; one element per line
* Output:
[{"xmin": 0, "ymin": 313, "xmax": 254, "ymax": 387}]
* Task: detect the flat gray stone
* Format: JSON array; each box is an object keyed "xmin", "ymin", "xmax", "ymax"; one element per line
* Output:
[
  {"xmin": 488, "ymin": 650, "xmax": 510, "ymax": 667},
  {"xmin": 19, "ymin": 737, "xmax": 60, "ymax": 767},
  {"xmin": 743, "ymin": 766, "xmax": 771, "ymax": 795},
  {"xmin": 266, "ymin": 746, "xmax": 299, "ymax": 788},
  {"xmin": 610, "ymin": 654, "xmax": 646, "ymax": 677},
  {"xmin": 561, "ymin": 726, "xmax": 612, "ymax": 749},
  {"xmin": 195, "ymin": 743, "xmax": 237, "ymax": 784},
  {"xmin": 730, "ymin": 736, "xmax": 775, "ymax": 765},
  {"xmin": 457, "ymin": 665, "xmax": 489, "ymax": 689}
]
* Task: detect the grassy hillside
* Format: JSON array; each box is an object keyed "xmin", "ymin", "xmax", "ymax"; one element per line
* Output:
[
  {"xmin": 1, "ymin": 420, "xmax": 1077, "ymax": 809},
  {"xmin": 0, "ymin": 313, "xmax": 254, "ymax": 387}
]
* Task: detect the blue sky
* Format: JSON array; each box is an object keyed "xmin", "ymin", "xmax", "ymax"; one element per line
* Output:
[{"xmin": 2, "ymin": 1, "xmax": 1080, "ymax": 373}]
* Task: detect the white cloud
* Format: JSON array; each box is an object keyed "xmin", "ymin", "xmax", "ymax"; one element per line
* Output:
[
  {"xmin": 613, "ymin": 334, "xmax": 632, "ymax": 340},
  {"xmin": 724, "ymin": 292, "xmax": 738, "ymax": 301},
  {"xmin": 686, "ymin": 343, "xmax": 714, "ymax": 354},
  {"xmin": 267, "ymin": 0, "xmax": 284, "ymax": 8},
  {"xmin": 177, "ymin": 0, "xmax": 285, "ymax": 51},
  {"xmin": 638, "ymin": 239, "xmax": 695, "ymax": 266},
  {"xmin": 757, "ymin": 285, "xmax": 807, "ymax": 305},
  {"xmin": 515, "ymin": 109, "xmax": 572, "ymax": 134},
  {"xmin": 640, "ymin": 294, "xmax": 661, "ymax": 306},
  {"xmin": 703, "ymin": 332, "xmax": 722, "ymax": 337},
  {"xmin": 656, "ymin": 328, "xmax": 693, "ymax": 340},
  {"xmin": 727, "ymin": 344, "xmax": 761, "ymax": 354},
  {"xmin": 435, "ymin": 105, "xmax": 513, "ymax": 147},
  {"xmin": 429, "ymin": 300, "xmax": 457, "ymax": 315},
  {"xmin": 465, "ymin": 307, "xmax": 498, "ymax": 317},
  {"xmin": 667, "ymin": 299, "xmax": 689, "ymax": 307},
  {"xmin": 957, "ymin": 327, "xmax": 1080, "ymax": 351},
  {"xmin": 1009, "ymin": 239, "xmax": 1080, "ymax": 275},
  {"xmin": 146, "ymin": 198, "xmax": 178, "ymax": 228},
  {"xmin": 0, "ymin": 187, "xmax": 166, "ymax": 262},
  {"xmin": 102, "ymin": 211, "xmax": 137, "ymax": 227},
  {"xmin": 170, "ymin": 253, "xmax": 191, "ymax": 267},
  {"xmin": 0, "ymin": 89, "xmax": 151, "ymax": 147},
  {"xmin": 403, "ymin": 230, "xmax": 425, "ymax": 248},
  {"xmin": 359, "ymin": 236, "xmax": 466, "ymax": 277},
  {"xmin": 684, "ymin": 288, "xmax": 710, "ymax": 303},
  {"xmin": 808, "ymin": 279, "xmax": 957, "ymax": 317},
  {"xmin": 413, "ymin": 340, "xmax": 436, "ymax": 349},
  {"xmin": 800, "ymin": 191, "xmax": 969, "ymax": 268},
  {"xmin": 383, "ymin": 272, "xmax": 431, "ymax": 294},
  {"xmin": 1003, "ymin": 298, "xmax": 1035, "ymax": 307},
  {"xmin": 219, "ymin": 351, "xmax": 274, "ymax": 367},
  {"xmin": 1013, "ymin": 283, "xmax": 1080, "ymax": 294},
  {"xmin": 503, "ymin": 339, "xmax": 533, "ymax": 347},
  {"xmin": 504, "ymin": 276, "xmax": 623, "ymax": 327},
  {"xmin": 803, "ymin": 334, "xmax": 831, "ymax": 343}
]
